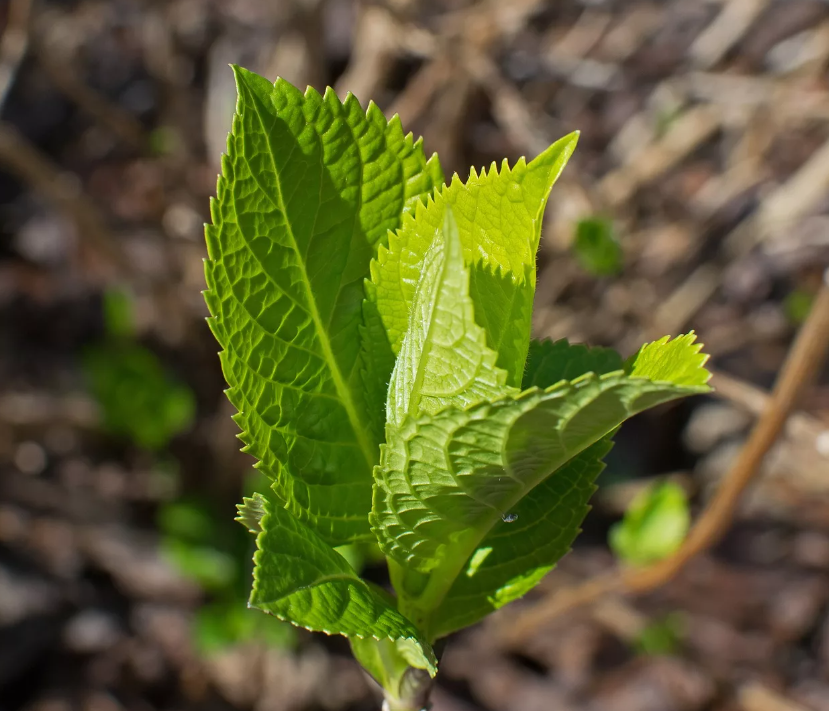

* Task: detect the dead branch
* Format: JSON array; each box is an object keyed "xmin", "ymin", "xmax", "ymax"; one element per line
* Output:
[
  {"xmin": 738, "ymin": 682, "xmax": 811, "ymax": 711},
  {"xmin": 0, "ymin": 120, "xmax": 128, "ymax": 280},
  {"xmin": 690, "ymin": 0, "xmax": 770, "ymax": 69},
  {"xmin": 32, "ymin": 38, "xmax": 148, "ymax": 151},
  {"xmin": 0, "ymin": 0, "xmax": 33, "ymax": 111}
]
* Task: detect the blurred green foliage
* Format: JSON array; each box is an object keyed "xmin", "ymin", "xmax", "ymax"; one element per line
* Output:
[
  {"xmin": 572, "ymin": 217, "xmax": 623, "ymax": 276},
  {"xmin": 784, "ymin": 288, "xmax": 814, "ymax": 325},
  {"xmin": 103, "ymin": 288, "xmax": 136, "ymax": 339},
  {"xmin": 83, "ymin": 344, "xmax": 195, "ymax": 451},
  {"xmin": 83, "ymin": 288, "xmax": 195, "ymax": 451},
  {"xmin": 610, "ymin": 480, "xmax": 690, "ymax": 566},
  {"xmin": 158, "ymin": 481, "xmax": 297, "ymax": 654},
  {"xmin": 635, "ymin": 612, "xmax": 685, "ymax": 656},
  {"xmin": 194, "ymin": 600, "xmax": 295, "ymax": 652}
]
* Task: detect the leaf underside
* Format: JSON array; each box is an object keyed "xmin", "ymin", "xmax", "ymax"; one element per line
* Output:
[
  {"xmin": 372, "ymin": 328, "xmax": 710, "ymax": 632},
  {"xmin": 430, "ymin": 339, "xmax": 627, "ymax": 637},
  {"xmin": 374, "ymin": 352, "xmax": 710, "ymax": 574},
  {"xmin": 250, "ymin": 496, "xmax": 437, "ymax": 674}
]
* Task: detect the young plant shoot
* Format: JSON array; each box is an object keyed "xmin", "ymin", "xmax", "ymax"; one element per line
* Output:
[{"xmin": 204, "ymin": 67, "xmax": 711, "ymax": 711}]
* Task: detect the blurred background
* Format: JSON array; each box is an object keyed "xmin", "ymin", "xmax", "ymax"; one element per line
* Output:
[{"xmin": 1, "ymin": 1, "xmax": 829, "ymax": 710}]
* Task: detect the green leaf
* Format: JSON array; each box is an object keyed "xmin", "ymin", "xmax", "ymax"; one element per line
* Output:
[
  {"xmin": 572, "ymin": 216, "xmax": 622, "ymax": 276},
  {"xmin": 203, "ymin": 67, "xmax": 443, "ymax": 544},
  {"xmin": 236, "ymin": 493, "xmax": 268, "ymax": 534},
  {"xmin": 386, "ymin": 208, "xmax": 510, "ymax": 428},
  {"xmin": 426, "ymin": 339, "xmax": 625, "ymax": 637},
  {"xmin": 371, "ymin": 132, "xmax": 578, "ymax": 387},
  {"xmin": 430, "ymin": 437, "xmax": 612, "ymax": 638},
  {"xmin": 610, "ymin": 480, "xmax": 690, "ymax": 566},
  {"xmin": 523, "ymin": 338, "xmax": 623, "ymax": 389},
  {"xmin": 372, "ymin": 334, "xmax": 710, "ymax": 631},
  {"xmin": 627, "ymin": 332, "xmax": 710, "ymax": 388},
  {"xmin": 250, "ymin": 496, "xmax": 436, "ymax": 674}
]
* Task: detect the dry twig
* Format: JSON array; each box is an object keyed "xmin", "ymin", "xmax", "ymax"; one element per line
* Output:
[
  {"xmin": 738, "ymin": 682, "xmax": 811, "ymax": 711},
  {"xmin": 0, "ymin": 0, "xmax": 32, "ymax": 111},
  {"xmin": 0, "ymin": 120, "xmax": 128, "ymax": 279},
  {"xmin": 500, "ymin": 270, "xmax": 829, "ymax": 644},
  {"xmin": 32, "ymin": 39, "xmax": 148, "ymax": 151},
  {"xmin": 599, "ymin": 105, "xmax": 721, "ymax": 208}
]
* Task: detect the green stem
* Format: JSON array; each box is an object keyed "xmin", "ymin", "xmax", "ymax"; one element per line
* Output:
[
  {"xmin": 350, "ymin": 637, "xmax": 434, "ymax": 711},
  {"xmin": 381, "ymin": 666, "xmax": 432, "ymax": 711},
  {"xmin": 389, "ymin": 528, "xmax": 484, "ymax": 640}
]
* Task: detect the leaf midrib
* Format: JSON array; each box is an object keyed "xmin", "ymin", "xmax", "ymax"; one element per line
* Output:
[
  {"xmin": 242, "ymin": 79, "xmax": 376, "ymax": 472},
  {"xmin": 404, "ymin": 233, "xmax": 451, "ymax": 418}
]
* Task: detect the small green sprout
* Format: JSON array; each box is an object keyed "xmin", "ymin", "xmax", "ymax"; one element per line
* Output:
[
  {"xmin": 573, "ymin": 216, "xmax": 623, "ymax": 276},
  {"xmin": 610, "ymin": 480, "xmax": 691, "ymax": 567}
]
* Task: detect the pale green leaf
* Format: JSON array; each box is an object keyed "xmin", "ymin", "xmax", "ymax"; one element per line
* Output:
[
  {"xmin": 250, "ymin": 496, "xmax": 436, "ymax": 673},
  {"xmin": 371, "ymin": 132, "xmax": 578, "ymax": 387},
  {"xmin": 372, "ymin": 334, "xmax": 710, "ymax": 626},
  {"xmin": 236, "ymin": 493, "xmax": 267, "ymax": 534},
  {"xmin": 350, "ymin": 636, "xmax": 436, "ymax": 703},
  {"xmin": 386, "ymin": 208, "xmax": 510, "ymax": 428},
  {"xmin": 610, "ymin": 480, "xmax": 690, "ymax": 566},
  {"xmin": 627, "ymin": 331, "xmax": 710, "ymax": 388},
  {"xmin": 203, "ymin": 67, "xmax": 443, "ymax": 543}
]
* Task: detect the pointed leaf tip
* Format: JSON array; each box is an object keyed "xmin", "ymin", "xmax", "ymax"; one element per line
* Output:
[{"xmin": 629, "ymin": 332, "xmax": 712, "ymax": 390}]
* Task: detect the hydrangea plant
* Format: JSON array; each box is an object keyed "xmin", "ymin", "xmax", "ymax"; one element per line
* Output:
[{"xmin": 204, "ymin": 67, "xmax": 711, "ymax": 711}]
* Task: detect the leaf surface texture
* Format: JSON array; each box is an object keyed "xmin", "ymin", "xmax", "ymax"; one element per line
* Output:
[
  {"xmin": 204, "ymin": 67, "xmax": 443, "ymax": 543},
  {"xmin": 371, "ymin": 133, "xmax": 578, "ymax": 387},
  {"xmin": 372, "ymin": 335, "xmax": 710, "ymax": 622},
  {"xmin": 251, "ymin": 496, "xmax": 436, "ymax": 672}
]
